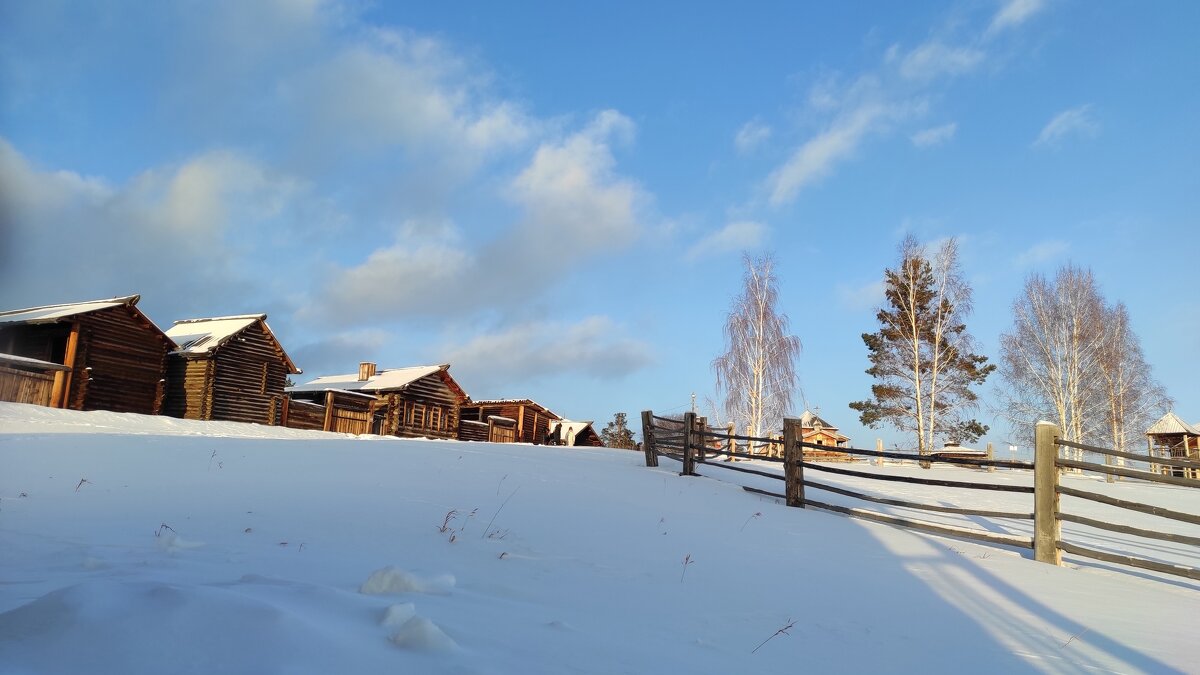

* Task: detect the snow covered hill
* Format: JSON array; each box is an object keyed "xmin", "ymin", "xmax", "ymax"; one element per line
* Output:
[{"xmin": 1, "ymin": 403, "xmax": 1197, "ymax": 674}]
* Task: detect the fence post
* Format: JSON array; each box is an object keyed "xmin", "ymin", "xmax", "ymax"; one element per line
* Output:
[
  {"xmin": 986, "ymin": 442, "xmax": 995, "ymax": 473},
  {"xmin": 681, "ymin": 412, "xmax": 697, "ymax": 476},
  {"xmin": 696, "ymin": 416, "xmax": 708, "ymax": 464},
  {"xmin": 875, "ymin": 438, "xmax": 884, "ymax": 466},
  {"xmin": 783, "ymin": 418, "xmax": 804, "ymax": 507},
  {"xmin": 1034, "ymin": 421, "xmax": 1062, "ymax": 566},
  {"xmin": 640, "ymin": 410, "xmax": 658, "ymax": 467},
  {"xmin": 726, "ymin": 422, "xmax": 735, "ymax": 462}
]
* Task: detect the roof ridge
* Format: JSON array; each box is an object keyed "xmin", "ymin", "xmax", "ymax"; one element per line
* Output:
[
  {"xmin": 172, "ymin": 314, "xmax": 266, "ymax": 324},
  {"xmin": 0, "ymin": 294, "xmax": 139, "ymax": 317}
]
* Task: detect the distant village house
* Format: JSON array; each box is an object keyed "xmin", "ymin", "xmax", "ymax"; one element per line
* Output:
[
  {"xmin": 0, "ymin": 295, "xmax": 173, "ymax": 414},
  {"xmin": 288, "ymin": 363, "xmax": 467, "ymax": 440},
  {"xmin": 459, "ymin": 399, "xmax": 560, "ymax": 445},
  {"xmin": 163, "ymin": 315, "xmax": 300, "ymax": 425}
]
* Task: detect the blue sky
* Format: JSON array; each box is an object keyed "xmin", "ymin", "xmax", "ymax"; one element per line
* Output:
[{"xmin": 1, "ymin": 0, "xmax": 1197, "ymax": 449}]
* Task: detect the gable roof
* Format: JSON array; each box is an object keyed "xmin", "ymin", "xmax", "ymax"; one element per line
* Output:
[
  {"xmin": 464, "ymin": 398, "xmax": 561, "ymax": 419},
  {"xmin": 800, "ymin": 409, "xmax": 836, "ymax": 429},
  {"xmin": 0, "ymin": 295, "xmax": 141, "ymax": 325},
  {"xmin": 166, "ymin": 314, "xmax": 299, "ymax": 374},
  {"xmin": 289, "ymin": 364, "xmax": 466, "ymax": 399},
  {"xmin": 1146, "ymin": 411, "xmax": 1200, "ymax": 436}
]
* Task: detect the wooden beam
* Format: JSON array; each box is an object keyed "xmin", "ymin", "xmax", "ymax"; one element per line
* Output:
[{"xmin": 1034, "ymin": 421, "xmax": 1062, "ymax": 565}]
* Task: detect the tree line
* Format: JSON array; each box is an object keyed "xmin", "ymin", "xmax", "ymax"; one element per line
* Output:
[{"xmin": 709, "ymin": 240, "xmax": 1171, "ymax": 457}]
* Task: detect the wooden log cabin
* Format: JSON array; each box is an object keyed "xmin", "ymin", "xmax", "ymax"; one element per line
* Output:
[
  {"xmin": 799, "ymin": 409, "xmax": 854, "ymax": 461},
  {"xmin": 1146, "ymin": 411, "xmax": 1200, "ymax": 479},
  {"xmin": 288, "ymin": 362, "xmax": 467, "ymax": 440},
  {"xmin": 163, "ymin": 314, "xmax": 300, "ymax": 425},
  {"xmin": 0, "ymin": 295, "xmax": 173, "ymax": 414},
  {"xmin": 459, "ymin": 399, "xmax": 561, "ymax": 444}
]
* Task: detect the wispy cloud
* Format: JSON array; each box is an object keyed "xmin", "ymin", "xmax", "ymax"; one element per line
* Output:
[
  {"xmin": 768, "ymin": 101, "xmax": 906, "ymax": 206},
  {"xmin": 734, "ymin": 119, "xmax": 772, "ymax": 154},
  {"xmin": 1034, "ymin": 104, "xmax": 1099, "ymax": 147},
  {"xmin": 442, "ymin": 317, "xmax": 654, "ymax": 389},
  {"xmin": 686, "ymin": 221, "xmax": 767, "ymax": 260},
  {"xmin": 836, "ymin": 280, "xmax": 886, "ymax": 311},
  {"xmin": 1014, "ymin": 240, "xmax": 1069, "ymax": 267},
  {"xmin": 911, "ymin": 122, "xmax": 958, "ymax": 148},
  {"xmin": 897, "ymin": 42, "xmax": 985, "ymax": 82},
  {"xmin": 987, "ymin": 0, "xmax": 1047, "ymax": 36}
]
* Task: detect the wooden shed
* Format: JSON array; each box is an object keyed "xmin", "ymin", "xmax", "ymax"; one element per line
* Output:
[
  {"xmin": 1146, "ymin": 411, "xmax": 1200, "ymax": 479},
  {"xmin": 288, "ymin": 362, "xmax": 467, "ymax": 440},
  {"xmin": 459, "ymin": 399, "xmax": 561, "ymax": 444},
  {"xmin": 163, "ymin": 314, "xmax": 300, "ymax": 425},
  {"xmin": 549, "ymin": 419, "xmax": 604, "ymax": 447},
  {"xmin": 0, "ymin": 295, "xmax": 173, "ymax": 414},
  {"xmin": 799, "ymin": 410, "xmax": 853, "ymax": 461}
]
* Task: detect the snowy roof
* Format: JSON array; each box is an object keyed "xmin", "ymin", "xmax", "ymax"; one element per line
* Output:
[
  {"xmin": 166, "ymin": 314, "xmax": 299, "ymax": 373},
  {"xmin": 553, "ymin": 420, "xmax": 595, "ymax": 436},
  {"xmin": 0, "ymin": 295, "xmax": 140, "ymax": 325},
  {"xmin": 465, "ymin": 398, "xmax": 560, "ymax": 418},
  {"xmin": 288, "ymin": 365, "xmax": 449, "ymax": 394},
  {"xmin": 0, "ymin": 352, "xmax": 72, "ymax": 371},
  {"xmin": 800, "ymin": 410, "xmax": 837, "ymax": 429},
  {"xmin": 1146, "ymin": 411, "xmax": 1200, "ymax": 436},
  {"xmin": 166, "ymin": 315, "xmax": 263, "ymax": 354}
]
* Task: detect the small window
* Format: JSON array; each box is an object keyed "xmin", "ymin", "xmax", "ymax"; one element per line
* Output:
[{"xmin": 410, "ymin": 403, "xmax": 425, "ymax": 428}]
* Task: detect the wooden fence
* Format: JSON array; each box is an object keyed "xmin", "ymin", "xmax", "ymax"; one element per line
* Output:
[
  {"xmin": 0, "ymin": 364, "xmax": 61, "ymax": 407},
  {"xmin": 641, "ymin": 411, "xmax": 1200, "ymax": 581}
]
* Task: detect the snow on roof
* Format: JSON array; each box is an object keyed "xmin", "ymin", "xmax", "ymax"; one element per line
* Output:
[
  {"xmin": 0, "ymin": 352, "xmax": 72, "ymax": 371},
  {"xmin": 166, "ymin": 315, "xmax": 264, "ymax": 355},
  {"xmin": 553, "ymin": 419, "xmax": 595, "ymax": 435},
  {"xmin": 1146, "ymin": 411, "xmax": 1200, "ymax": 436},
  {"xmin": 288, "ymin": 365, "xmax": 447, "ymax": 394},
  {"xmin": 466, "ymin": 398, "xmax": 560, "ymax": 418},
  {"xmin": 800, "ymin": 409, "xmax": 837, "ymax": 429},
  {"xmin": 0, "ymin": 295, "xmax": 140, "ymax": 325}
]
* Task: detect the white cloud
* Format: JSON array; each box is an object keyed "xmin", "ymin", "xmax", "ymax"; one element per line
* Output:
[
  {"xmin": 987, "ymin": 0, "xmax": 1047, "ymax": 36},
  {"xmin": 442, "ymin": 317, "xmax": 654, "ymax": 389},
  {"xmin": 898, "ymin": 42, "xmax": 985, "ymax": 82},
  {"xmin": 1014, "ymin": 240, "xmax": 1069, "ymax": 267},
  {"xmin": 734, "ymin": 119, "xmax": 772, "ymax": 154},
  {"xmin": 309, "ymin": 111, "xmax": 649, "ymax": 324},
  {"xmin": 768, "ymin": 100, "xmax": 913, "ymax": 206},
  {"xmin": 836, "ymin": 280, "xmax": 886, "ymax": 311},
  {"xmin": 1034, "ymin": 105, "xmax": 1100, "ymax": 147},
  {"xmin": 0, "ymin": 139, "xmax": 298, "ymax": 318},
  {"xmin": 911, "ymin": 122, "xmax": 958, "ymax": 148},
  {"xmin": 686, "ymin": 221, "xmax": 767, "ymax": 260}
]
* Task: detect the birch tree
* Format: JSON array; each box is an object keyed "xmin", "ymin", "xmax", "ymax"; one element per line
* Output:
[
  {"xmin": 849, "ymin": 236, "xmax": 994, "ymax": 458},
  {"xmin": 712, "ymin": 254, "xmax": 801, "ymax": 453},
  {"xmin": 998, "ymin": 266, "xmax": 1170, "ymax": 460}
]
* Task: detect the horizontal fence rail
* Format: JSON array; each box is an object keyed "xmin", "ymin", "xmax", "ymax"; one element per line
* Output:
[
  {"xmin": 1044, "ymin": 426, "xmax": 1200, "ymax": 581},
  {"xmin": 641, "ymin": 411, "xmax": 1199, "ymax": 584}
]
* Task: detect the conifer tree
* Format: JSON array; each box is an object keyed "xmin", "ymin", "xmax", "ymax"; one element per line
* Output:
[
  {"xmin": 600, "ymin": 412, "xmax": 637, "ymax": 449},
  {"xmin": 850, "ymin": 236, "xmax": 993, "ymax": 458}
]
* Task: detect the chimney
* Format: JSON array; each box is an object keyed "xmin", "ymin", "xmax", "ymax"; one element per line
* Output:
[{"xmin": 358, "ymin": 362, "xmax": 377, "ymax": 381}]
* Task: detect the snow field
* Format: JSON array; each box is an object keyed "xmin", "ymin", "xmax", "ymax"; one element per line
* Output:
[{"xmin": 1, "ymin": 403, "xmax": 1198, "ymax": 674}]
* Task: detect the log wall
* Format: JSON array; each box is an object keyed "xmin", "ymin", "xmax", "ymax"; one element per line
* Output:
[
  {"xmin": 65, "ymin": 306, "xmax": 170, "ymax": 414},
  {"xmin": 382, "ymin": 371, "xmax": 463, "ymax": 440},
  {"xmin": 164, "ymin": 358, "xmax": 214, "ymax": 419},
  {"xmin": 209, "ymin": 322, "xmax": 292, "ymax": 425},
  {"xmin": 461, "ymin": 401, "xmax": 559, "ymax": 444}
]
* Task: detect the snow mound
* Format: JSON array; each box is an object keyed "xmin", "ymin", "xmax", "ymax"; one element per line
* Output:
[
  {"xmin": 381, "ymin": 602, "xmax": 417, "ymax": 627},
  {"xmin": 389, "ymin": 616, "xmax": 458, "ymax": 652},
  {"xmin": 359, "ymin": 566, "xmax": 455, "ymax": 595},
  {"xmin": 155, "ymin": 532, "xmax": 204, "ymax": 553}
]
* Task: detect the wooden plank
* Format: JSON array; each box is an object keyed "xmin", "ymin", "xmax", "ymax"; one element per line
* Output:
[
  {"xmin": 681, "ymin": 412, "xmax": 696, "ymax": 476},
  {"xmin": 1034, "ymin": 421, "xmax": 1063, "ymax": 565},
  {"xmin": 1057, "ymin": 541, "xmax": 1200, "ymax": 581},
  {"xmin": 804, "ymin": 499, "xmax": 1034, "ymax": 549},
  {"xmin": 1056, "ymin": 457, "xmax": 1200, "ymax": 489},
  {"xmin": 1057, "ymin": 485, "xmax": 1200, "ymax": 526},
  {"xmin": 1058, "ymin": 438, "xmax": 1200, "ymax": 468},
  {"xmin": 801, "ymin": 462, "xmax": 1034, "ymax": 493},
  {"xmin": 783, "ymin": 417, "xmax": 803, "ymax": 507},
  {"xmin": 1057, "ymin": 512, "xmax": 1200, "ymax": 547},
  {"xmin": 804, "ymin": 479, "xmax": 1034, "ymax": 519}
]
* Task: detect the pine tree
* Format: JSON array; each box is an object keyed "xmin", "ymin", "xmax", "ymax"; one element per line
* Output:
[
  {"xmin": 850, "ymin": 236, "xmax": 993, "ymax": 458},
  {"xmin": 601, "ymin": 412, "xmax": 637, "ymax": 449}
]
